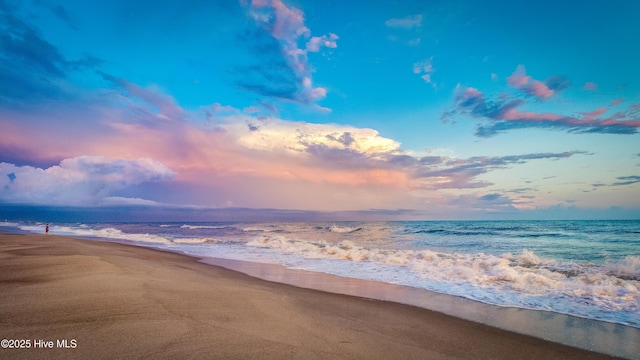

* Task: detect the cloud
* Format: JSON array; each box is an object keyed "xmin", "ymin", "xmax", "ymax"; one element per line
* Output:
[
  {"xmin": 222, "ymin": 115, "xmax": 589, "ymax": 189},
  {"xmin": 544, "ymin": 75, "xmax": 571, "ymax": 92},
  {"xmin": 413, "ymin": 57, "xmax": 434, "ymax": 84},
  {"xmin": 48, "ymin": 4, "xmax": 78, "ymax": 31},
  {"xmin": 385, "ymin": 14, "xmax": 423, "ymax": 46},
  {"xmin": 0, "ymin": 11, "xmax": 66, "ymax": 104},
  {"xmin": 0, "ymin": 6, "xmax": 100, "ymax": 107},
  {"xmin": 448, "ymin": 193, "xmax": 520, "ymax": 213},
  {"xmin": 445, "ymin": 83, "xmax": 640, "ymax": 137},
  {"xmin": 100, "ymin": 72, "xmax": 186, "ymax": 122},
  {"xmin": 223, "ymin": 117, "xmax": 401, "ymax": 158},
  {"xmin": 0, "ymin": 11, "xmax": 65, "ymax": 76},
  {"xmin": 413, "ymin": 151, "xmax": 588, "ymax": 189},
  {"xmin": 0, "ymin": 71, "xmax": 595, "ymax": 210},
  {"xmin": 581, "ymin": 107, "xmax": 607, "ymax": 119},
  {"xmin": 0, "ymin": 156, "xmax": 175, "ymax": 205},
  {"xmin": 584, "ymin": 82, "xmax": 598, "ymax": 91},
  {"xmin": 480, "ymin": 193, "xmax": 511, "ymax": 203},
  {"xmin": 506, "ymin": 65, "xmax": 554, "ymax": 99},
  {"xmin": 590, "ymin": 175, "xmax": 640, "ymax": 191},
  {"xmin": 385, "ymin": 14, "xmax": 423, "ymax": 29},
  {"xmin": 611, "ymin": 176, "xmax": 640, "ymax": 186},
  {"xmin": 240, "ymin": 0, "xmax": 337, "ymax": 106},
  {"xmin": 306, "ymin": 33, "xmax": 338, "ymax": 52},
  {"xmin": 247, "ymin": 0, "xmax": 309, "ymax": 39}
]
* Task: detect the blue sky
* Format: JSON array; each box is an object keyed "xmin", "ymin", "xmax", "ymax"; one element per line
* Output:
[{"xmin": 1, "ymin": 0, "xmax": 639, "ymax": 219}]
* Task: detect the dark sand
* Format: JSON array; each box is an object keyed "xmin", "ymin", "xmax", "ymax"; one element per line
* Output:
[{"xmin": 0, "ymin": 234, "xmax": 623, "ymax": 359}]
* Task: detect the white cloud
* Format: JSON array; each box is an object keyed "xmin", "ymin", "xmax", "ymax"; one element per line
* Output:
[
  {"xmin": 385, "ymin": 14, "xmax": 423, "ymax": 29},
  {"xmin": 306, "ymin": 33, "xmax": 338, "ymax": 52},
  {"xmin": 101, "ymin": 197, "xmax": 162, "ymax": 206},
  {"xmin": 222, "ymin": 117, "xmax": 401, "ymax": 156},
  {"xmin": 0, "ymin": 156, "xmax": 175, "ymax": 205},
  {"xmin": 413, "ymin": 57, "xmax": 434, "ymax": 84}
]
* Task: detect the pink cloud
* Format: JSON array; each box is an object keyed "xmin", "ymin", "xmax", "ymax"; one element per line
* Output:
[
  {"xmin": 305, "ymin": 37, "xmax": 322, "ymax": 52},
  {"xmin": 506, "ymin": 65, "xmax": 554, "ymax": 99},
  {"xmin": 309, "ymin": 87, "xmax": 327, "ymax": 100},
  {"xmin": 413, "ymin": 58, "xmax": 435, "ymax": 85},
  {"xmin": 583, "ymin": 82, "xmax": 598, "ymax": 91},
  {"xmin": 101, "ymin": 73, "xmax": 186, "ymax": 121},
  {"xmin": 507, "ymin": 65, "xmax": 531, "ymax": 88},
  {"xmin": 249, "ymin": 0, "xmax": 308, "ymax": 40},
  {"xmin": 462, "ymin": 87, "xmax": 483, "ymax": 98},
  {"xmin": 529, "ymin": 80, "xmax": 554, "ymax": 99},
  {"xmin": 498, "ymin": 105, "xmax": 640, "ymax": 130},
  {"xmin": 599, "ymin": 117, "xmax": 640, "ymax": 127},
  {"xmin": 245, "ymin": 0, "xmax": 337, "ymax": 105},
  {"xmin": 581, "ymin": 107, "xmax": 607, "ymax": 119},
  {"xmin": 306, "ymin": 33, "xmax": 338, "ymax": 52},
  {"xmin": 0, "ymin": 77, "xmax": 611, "ymax": 210},
  {"xmin": 448, "ymin": 84, "xmax": 640, "ymax": 136},
  {"xmin": 501, "ymin": 108, "xmax": 563, "ymax": 122},
  {"xmin": 0, "ymin": 101, "xmax": 551, "ymax": 209}
]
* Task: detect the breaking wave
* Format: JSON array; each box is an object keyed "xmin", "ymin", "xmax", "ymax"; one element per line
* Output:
[
  {"xmin": 247, "ymin": 235, "xmax": 640, "ymax": 326},
  {"xmin": 180, "ymin": 224, "xmax": 229, "ymax": 230},
  {"xmin": 25, "ymin": 224, "xmax": 221, "ymax": 246},
  {"xmin": 328, "ymin": 224, "xmax": 363, "ymax": 233}
]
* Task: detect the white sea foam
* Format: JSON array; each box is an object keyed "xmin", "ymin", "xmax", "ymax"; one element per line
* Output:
[
  {"xmin": 37, "ymin": 225, "xmax": 173, "ymax": 244},
  {"xmin": 172, "ymin": 237, "xmax": 219, "ymax": 244},
  {"xmin": 241, "ymin": 226, "xmax": 281, "ymax": 232},
  {"xmin": 246, "ymin": 235, "xmax": 640, "ymax": 324},
  {"xmin": 606, "ymin": 256, "xmax": 640, "ymax": 280},
  {"xmin": 329, "ymin": 224, "xmax": 363, "ymax": 233},
  {"xmin": 180, "ymin": 224, "xmax": 228, "ymax": 230},
  {"xmin": 41, "ymin": 225, "xmax": 224, "ymax": 246}
]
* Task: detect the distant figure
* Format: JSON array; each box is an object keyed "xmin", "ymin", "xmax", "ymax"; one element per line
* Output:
[{"xmin": 46, "ymin": 224, "xmax": 49, "ymax": 234}]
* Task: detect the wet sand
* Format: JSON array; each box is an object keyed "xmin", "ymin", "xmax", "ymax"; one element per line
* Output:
[{"xmin": 0, "ymin": 234, "xmax": 623, "ymax": 359}]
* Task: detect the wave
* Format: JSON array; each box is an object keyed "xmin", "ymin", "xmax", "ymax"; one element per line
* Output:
[
  {"xmin": 408, "ymin": 229, "xmax": 501, "ymax": 236},
  {"xmin": 172, "ymin": 237, "xmax": 220, "ymax": 244},
  {"xmin": 29, "ymin": 225, "xmax": 221, "ymax": 246},
  {"xmin": 408, "ymin": 228, "xmax": 569, "ymax": 238},
  {"xmin": 42, "ymin": 225, "xmax": 173, "ymax": 244},
  {"xmin": 606, "ymin": 256, "xmax": 640, "ymax": 281},
  {"xmin": 241, "ymin": 226, "xmax": 284, "ymax": 233},
  {"xmin": 246, "ymin": 235, "xmax": 640, "ymax": 326},
  {"xmin": 180, "ymin": 224, "xmax": 229, "ymax": 230},
  {"xmin": 329, "ymin": 224, "xmax": 363, "ymax": 233}
]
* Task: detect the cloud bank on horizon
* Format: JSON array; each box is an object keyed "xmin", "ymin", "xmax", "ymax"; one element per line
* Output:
[{"xmin": 1, "ymin": 0, "xmax": 639, "ymax": 219}]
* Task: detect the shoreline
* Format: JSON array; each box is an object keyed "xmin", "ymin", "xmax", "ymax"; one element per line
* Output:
[
  {"xmin": 202, "ymin": 257, "xmax": 640, "ymax": 359},
  {"xmin": 0, "ymin": 233, "xmax": 632, "ymax": 359}
]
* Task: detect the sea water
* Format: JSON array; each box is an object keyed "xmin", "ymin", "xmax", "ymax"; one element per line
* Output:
[{"xmin": 4, "ymin": 220, "xmax": 638, "ymax": 330}]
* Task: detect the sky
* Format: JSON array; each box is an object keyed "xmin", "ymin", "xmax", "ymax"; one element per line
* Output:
[{"xmin": 1, "ymin": 0, "xmax": 639, "ymax": 220}]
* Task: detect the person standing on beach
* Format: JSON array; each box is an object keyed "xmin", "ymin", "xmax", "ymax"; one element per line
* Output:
[{"xmin": 45, "ymin": 224, "xmax": 49, "ymax": 234}]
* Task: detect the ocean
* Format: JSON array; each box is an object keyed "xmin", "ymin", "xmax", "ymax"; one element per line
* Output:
[{"xmin": 3, "ymin": 219, "xmax": 638, "ymax": 331}]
